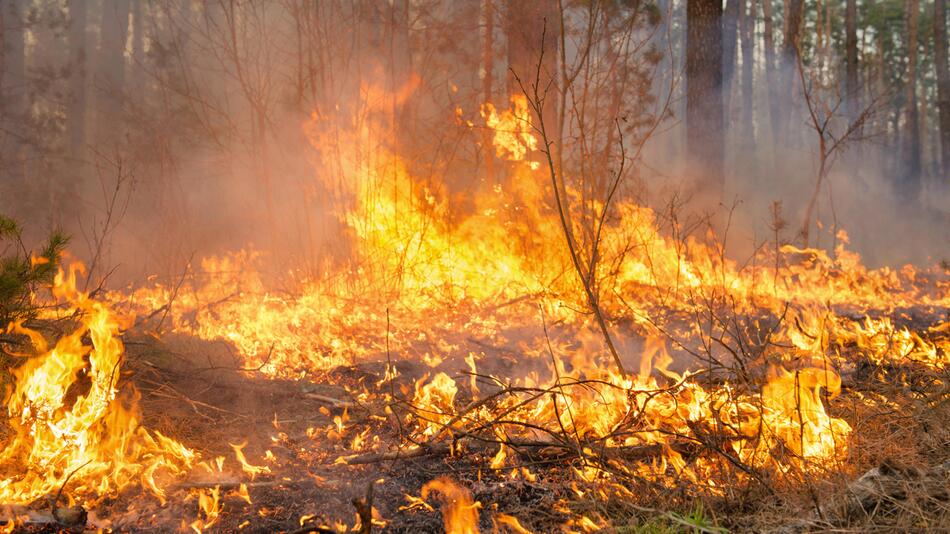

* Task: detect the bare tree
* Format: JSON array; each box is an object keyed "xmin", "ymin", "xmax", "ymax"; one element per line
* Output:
[{"xmin": 797, "ymin": 58, "xmax": 880, "ymax": 246}]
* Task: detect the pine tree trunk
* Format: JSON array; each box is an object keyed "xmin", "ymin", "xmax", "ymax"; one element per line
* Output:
[
  {"xmin": 935, "ymin": 0, "xmax": 950, "ymax": 176},
  {"xmin": 130, "ymin": 0, "xmax": 145, "ymax": 97},
  {"xmin": 1, "ymin": 0, "xmax": 27, "ymax": 202},
  {"xmin": 61, "ymin": 0, "xmax": 88, "ymax": 227},
  {"xmin": 777, "ymin": 0, "xmax": 804, "ymax": 139},
  {"xmin": 740, "ymin": 0, "xmax": 755, "ymax": 145},
  {"xmin": 505, "ymin": 0, "xmax": 559, "ymax": 134},
  {"xmin": 903, "ymin": 0, "xmax": 921, "ymax": 196},
  {"xmin": 686, "ymin": 0, "xmax": 724, "ymax": 200},
  {"xmin": 482, "ymin": 0, "xmax": 494, "ymax": 106},
  {"xmin": 482, "ymin": 0, "xmax": 495, "ymax": 184},
  {"xmin": 761, "ymin": 0, "xmax": 779, "ymax": 144},
  {"xmin": 723, "ymin": 0, "xmax": 740, "ymax": 118},
  {"xmin": 67, "ymin": 0, "xmax": 87, "ymax": 160},
  {"xmin": 97, "ymin": 0, "xmax": 131, "ymax": 145},
  {"xmin": 845, "ymin": 0, "xmax": 859, "ymax": 120}
]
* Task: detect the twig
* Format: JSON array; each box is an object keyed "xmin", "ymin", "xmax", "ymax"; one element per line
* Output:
[{"xmin": 352, "ymin": 481, "xmax": 374, "ymax": 534}]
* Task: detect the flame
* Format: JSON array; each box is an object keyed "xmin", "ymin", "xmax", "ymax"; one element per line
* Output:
[
  {"xmin": 493, "ymin": 513, "xmax": 533, "ymax": 533},
  {"xmin": 411, "ymin": 372, "xmax": 459, "ymax": 437},
  {"xmin": 761, "ymin": 367, "xmax": 851, "ymax": 460},
  {"xmin": 0, "ymin": 263, "xmax": 194, "ymax": 506},
  {"xmin": 421, "ymin": 477, "xmax": 481, "ymax": 534},
  {"xmin": 481, "ymin": 95, "xmax": 540, "ymax": 168},
  {"xmin": 230, "ymin": 441, "xmax": 270, "ymax": 480},
  {"xmin": 189, "ymin": 485, "xmax": 221, "ymax": 533},
  {"xmin": 100, "ymin": 89, "xmax": 948, "ymax": 498}
]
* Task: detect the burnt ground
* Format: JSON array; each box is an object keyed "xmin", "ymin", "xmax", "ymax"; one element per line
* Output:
[
  {"xmin": 110, "ymin": 332, "xmax": 527, "ymax": 533},
  {"xmin": 113, "ymin": 329, "xmax": 593, "ymax": 533}
]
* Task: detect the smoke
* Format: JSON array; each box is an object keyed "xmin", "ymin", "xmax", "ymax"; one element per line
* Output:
[
  {"xmin": 2, "ymin": 1, "xmax": 946, "ymax": 289},
  {"xmin": 643, "ymin": 55, "xmax": 950, "ymax": 269}
]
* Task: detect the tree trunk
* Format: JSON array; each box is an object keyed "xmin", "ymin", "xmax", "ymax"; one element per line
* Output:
[
  {"xmin": 740, "ymin": 0, "xmax": 755, "ymax": 145},
  {"xmin": 935, "ymin": 0, "xmax": 950, "ymax": 176},
  {"xmin": 777, "ymin": 0, "xmax": 804, "ymax": 138},
  {"xmin": 1, "ymin": 0, "xmax": 27, "ymax": 206},
  {"xmin": 845, "ymin": 0, "xmax": 859, "ymax": 120},
  {"xmin": 388, "ymin": 0, "xmax": 411, "ymax": 157},
  {"xmin": 68, "ymin": 0, "xmax": 88, "ymax": 160},
  {"xmin": 505, "ymin": 0, "xmax": 558, "ymax": 135},
  {"xmin": 686, "ymin": 0, "xmax": 724, "ymax": 201},
  {"xmin": 903, "ymin": 0, "xmax": 921, "ymax": 197},
  {"xmin": 761, "ymin": 0, "xmax": 779, "ymax": 144},
  {"xmin": 97, "ymin": 0, "xmax": 131, "ymax": 144},
  {"xmin": 130, "ymin": 0, "xmax": 145, "ymax": 96},
  {"xmin": 61, "ymin": 0, "xmax": 88, "ymax": 227},
  {"xmin": 482, "ymin": 0, "xmax": 494, "ymax": 106},
  {"xmin": 722, "ymin": 0, "xmax": 740, "ymax": 118},
  {"xmin": 482, "ymin": 0, "xmax": 495, "ymax": 184}
]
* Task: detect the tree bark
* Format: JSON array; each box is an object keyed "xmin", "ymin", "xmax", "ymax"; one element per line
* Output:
[
  {"xmin": 740, "ymin": 0, "xmax": 755, "ymax": 145},
  {"xmin": 1, "ymin": 0, "xmax": 27, "ymax": 204},
  {"xmin": 761, "ymin": 0, "xmax": 779, "ymax": 144},
  {"xmin": 777, "ymin": 0, "xmax": 804, "ymax": 139},
  {"xmin": 903, "ymin": 0, "xmax": 921, "ymax": 197},
  {"xmin": 97, "ymin": 0, "xmax": 131, "ymax": 144},
  {"xmin": 935, "ymin": 0, "xmax": 950, "ymax": 176},
  {"xmin": 845, "ymin": 0, "xmax": 859, "ymax": 120},
  {"xmin": 68, "ymin": 0, "xmax": 88, "ymax": 160},
  {"xmin": 482, "ymin": 0, "xmax": 495, "ymax": 183},
  {"xmin": 506, "ymin": 0, "xmax": 559, "ymax": 136},
  {"xmin": 482, "ymin": 0, "xmax": 494, "ymax": 106},
  {"xmin": 686, "ymin": 0, "xmax": 724, "ymax": 201},
  {"xmin": 61, "ymin": 0, "xmax": 89, "ymax": 227},
  {"xmin": 723, "ymin": 0, "xmax": 740, "ymax": 117}
]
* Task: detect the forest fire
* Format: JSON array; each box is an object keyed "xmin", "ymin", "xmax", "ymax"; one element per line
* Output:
[
  {"xmin": 1, "ymin": 89, "xmax": 945, "ymax": 532},
  {"xmin": 1, "ymin": 0, "xmax": 948, "ymax": 532}
]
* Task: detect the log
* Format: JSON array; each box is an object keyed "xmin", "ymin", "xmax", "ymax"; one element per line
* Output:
[
  {"xmin": 304, "ymin": 393, "xmax": 355, "ymax": 409},
  {"xmin": 337, "ymin": 443, "xmax": 452, "ymax": 465},
  {"xmin": 0, "ymin": 504, "xmax": 86, "ymax": 528},
  {"xmin": 336, "ymin": 439, "xmax": 697, "ymax": 466}
]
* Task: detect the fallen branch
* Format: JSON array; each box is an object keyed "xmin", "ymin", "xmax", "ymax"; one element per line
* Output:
[
  {"xmin": 173, "ymin": 478, "xmax": 316, "ymax": 491},
  {"xmin": 0, "ymin": 504, "xmax": 86, "ymax": 528},
  {"xmin": 304, "ymin": 393, "xmax": 355, "ymax": 409},
  {"xmin": 353, "ymin": 481, "xmax": 374, "ymax": 534},
  {"xmin": 338, "ymin": 443, "xmax": 452, "ymax": 465},
  {"xmin": 336, "ymin": 438, "xmax": 695, "ymax": 466}
]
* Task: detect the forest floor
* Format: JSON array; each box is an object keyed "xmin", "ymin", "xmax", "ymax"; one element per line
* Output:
[{"xmin": 53, "ymin": 312, "xmax": 946, "ymax": 534}]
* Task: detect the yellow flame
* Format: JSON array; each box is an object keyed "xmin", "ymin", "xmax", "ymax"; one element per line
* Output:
[
  {"xmin": 421, "ymin": 477, "xmax": 481, "ymax": 534},
  {"xmin": 0, "ymin": 263, "xmax": 194, "ymax": 506}
]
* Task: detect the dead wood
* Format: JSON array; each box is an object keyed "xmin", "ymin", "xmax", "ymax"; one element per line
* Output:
[
  {"xmin": 0, "ymin": 504, "xmax": 86, "ymax": 529},
  {"xmin": 352, "ymin": 481, "xmax": 374, "ymax": 534},
  {"xmin": 338, "ymin": 443, "xmax": 452, "ymax": 465},
  {"xmin": 174, "ymin": 478, "xmax": 316, "ymax": 491},
  {"xmin": 304, "ymin": 393, "xmax": 355, "ymax": 409},
  {"xmin": 337, "ymin": 438, "xmax": 695, "ymax": 466}
]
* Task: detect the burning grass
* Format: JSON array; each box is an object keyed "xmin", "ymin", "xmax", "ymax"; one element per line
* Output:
[{"xmin": 0, "ymin": 93, "xmax": 948, "ymax": 532}]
